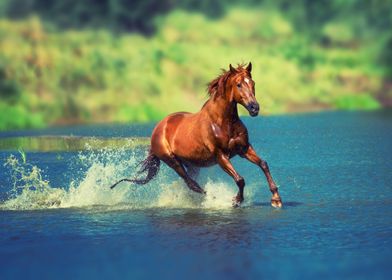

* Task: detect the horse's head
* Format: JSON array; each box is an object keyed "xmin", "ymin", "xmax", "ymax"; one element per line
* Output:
[{"xmin": 228, "ymin": 62, "xmax": 259, "ymax": 117}]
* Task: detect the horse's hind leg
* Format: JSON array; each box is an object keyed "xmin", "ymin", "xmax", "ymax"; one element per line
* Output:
[
  {"xmin": 162, "ymin": 156, "xmax": 205, "ymax": 194},
  {"xmin": 184, "ymin": 163, "xmax": 200, "ymax": 180}
]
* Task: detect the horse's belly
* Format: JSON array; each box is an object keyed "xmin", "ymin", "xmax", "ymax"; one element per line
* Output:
[
  {"xmin": 183, "ymin": 157, "xmax": 217, "ymax": 167},
  {"xmin": 173, "ymin": 138, "xmax": 216, "ymax": 167}
]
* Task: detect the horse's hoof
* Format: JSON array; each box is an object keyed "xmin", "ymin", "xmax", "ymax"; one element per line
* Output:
[
  {"xmin": 271, "ymin": 198, "xmax": 283, "ymax": 208},
  {"xmin": 232, "ymin": 196, "xmax": 243, "ymax": 208},
  {"xmin": 232, "ymin": 201, "xmax": 241, "ymax": 208}
]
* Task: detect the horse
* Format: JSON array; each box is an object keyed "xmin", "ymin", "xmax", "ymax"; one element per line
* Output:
[{"xmin": 110, "ymin": 62, "xmax": 282, "ymax": 208}]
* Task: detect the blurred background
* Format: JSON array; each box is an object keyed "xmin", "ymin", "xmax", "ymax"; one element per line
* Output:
[{"xmin": 0, "ymin": 0, "xmax": 391, "ymax": 131}]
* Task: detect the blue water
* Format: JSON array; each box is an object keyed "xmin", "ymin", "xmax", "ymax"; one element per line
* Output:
[{"xmin": 1, "ymin": 111, "xmax": 392, "ymax": 280}]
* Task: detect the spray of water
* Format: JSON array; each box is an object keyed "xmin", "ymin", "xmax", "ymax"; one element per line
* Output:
[{"xmin": 0, "ymin": 143, "xmax": 242, "ymax": 211}]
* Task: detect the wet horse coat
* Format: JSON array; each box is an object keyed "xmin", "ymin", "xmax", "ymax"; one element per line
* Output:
[{"xmin": 111, "ymin": 63, "xmax": 282, "ymax": 207}]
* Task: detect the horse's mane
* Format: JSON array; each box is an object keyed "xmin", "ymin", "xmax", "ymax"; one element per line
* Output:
[{"xmin": 207, "ymin": 64, "xmax": 248, "ymax": 98}]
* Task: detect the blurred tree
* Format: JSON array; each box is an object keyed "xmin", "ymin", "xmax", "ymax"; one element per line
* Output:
[
  {"xmin": 1, "ymin": 0, "xmax": 391, "ymax": 36},
  {"xmin": 0, "ymin": 63, "xmax": 21, "ymax": 103},
  {"xmin": 380, "ymin": 34, "xmax": 392, "ymax": 78},
  {"xmin": 2, "ymin": 0, "xmax": 173, "ymax": 34},
  {"xmin": 0, "ymin": 0, "xmax": 391, "ymax": 130},
  {"xmin": 0, "ymin": 0, "xmax": 241, "ymax": 32}
]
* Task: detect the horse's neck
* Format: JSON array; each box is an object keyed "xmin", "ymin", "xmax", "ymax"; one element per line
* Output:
[{"xmin": 202, "ymin": 96, "xmax": 239, "ymax": 127}]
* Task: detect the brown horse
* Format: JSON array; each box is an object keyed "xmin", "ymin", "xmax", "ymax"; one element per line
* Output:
[{"xmin": 111, "ymin": 63, "xmax": 282, "ymax": 208}]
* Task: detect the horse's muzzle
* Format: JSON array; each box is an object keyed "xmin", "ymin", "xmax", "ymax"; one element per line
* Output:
[{"xmin": 247, "ymin": 102, "xmax": 259, "ymax": 117}]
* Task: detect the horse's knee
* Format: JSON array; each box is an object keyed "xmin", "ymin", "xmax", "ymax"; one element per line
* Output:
[{"xmin": 260, "ymin": 160, "xmax": 269, "ymax": 171}]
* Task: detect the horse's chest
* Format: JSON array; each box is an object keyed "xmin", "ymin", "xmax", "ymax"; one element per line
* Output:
[
  {"xmin": 211, "ymin": 123, "xmax": 230, "ymax": 144},
  {"xmin": 211, "ymin": 123, "xmax": 248, "ymax": 153}
]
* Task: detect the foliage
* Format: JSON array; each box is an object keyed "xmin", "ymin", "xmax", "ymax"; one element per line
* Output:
[
  {"xmin": 0, "ymin": 102, "xmax": 44, "ymax": 130},
  {"xmin": 0, "ymin": 1, "xmax": 391, "ymax": 130},
  {"xmin": 334, "ymin": 94, "xmax": 381, "ymax": 110}
]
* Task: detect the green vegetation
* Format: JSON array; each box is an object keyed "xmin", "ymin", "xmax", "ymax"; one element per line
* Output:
[{"xmin": 0, "ymin": 1, "xmax": 391, "ymax": 130}]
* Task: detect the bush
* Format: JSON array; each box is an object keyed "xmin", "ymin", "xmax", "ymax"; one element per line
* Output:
[
  {"xmin": 0, "ymin": 62, "xmax": 21, "ymax": 102},
  {"xmin": 333, "ymin": 94, "xmax": 380, "ymax": 110},
  {"xmin": 0, "ymin": 102, "xmax": 44, "ymax": 130},
  {"xmin": 0, "ymin": 5, "xmax": 388, "ymax": 130}
]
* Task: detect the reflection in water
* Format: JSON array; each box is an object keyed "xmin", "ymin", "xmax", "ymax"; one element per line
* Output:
[
  {"xmin": 252, "ymin": 201, "xmax": 303, "ymax": 207},
  {"xmin": 144, "ymin": 209, "xmax": 263, "ymax": 278},
  {"xmin": 0, "ymin": 136, "xmax": 149, "ymax": 152}
]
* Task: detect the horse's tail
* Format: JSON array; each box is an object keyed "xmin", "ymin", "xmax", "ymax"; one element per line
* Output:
[{"xmin": 110, "ymin": 152, "xmax": 160, "ymax": 189}]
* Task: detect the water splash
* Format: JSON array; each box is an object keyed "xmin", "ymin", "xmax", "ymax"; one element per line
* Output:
[
  {"xmin": 2, "ymin": 154, "xmax": 66, "ymax": 210},
  {"xmin": 0, "ymin": 144, "xmax": 240, "ymax": 211},
  {"xmin": 155, "ymin": 180, "xmax": 235, "ymax": 209}
]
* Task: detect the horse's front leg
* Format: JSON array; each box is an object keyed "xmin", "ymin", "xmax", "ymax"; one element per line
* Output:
[
  {"xmin": 241, "ymin": 145, "xmax": 282, "ymax": 208},
  {"xmin": 216, "ymin": 151, "xmax": 245, "ymax": 207}
]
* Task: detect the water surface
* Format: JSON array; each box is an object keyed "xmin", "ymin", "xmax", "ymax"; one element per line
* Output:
[{"xmin": 1, "ymin": 111, "xmax": 391, "ymax": 279}]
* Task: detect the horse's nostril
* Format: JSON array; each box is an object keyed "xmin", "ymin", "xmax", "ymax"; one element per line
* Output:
[
  {"xmin": 247, "ymin": 103, "xmax": 259, "ymax": 117},
  {"xmin": 250, "ymin": 103, "xmax": 259, "ymax": 112}
]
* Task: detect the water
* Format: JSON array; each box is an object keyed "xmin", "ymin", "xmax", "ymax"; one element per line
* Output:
[{"xmin": 1, "ymin": 111, "xmax": 391, "ymax": 279}]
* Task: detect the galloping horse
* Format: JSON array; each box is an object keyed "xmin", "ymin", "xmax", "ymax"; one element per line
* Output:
[{"xmin": 111, "ymin": 63, "xmax": 282, "ymax": 208}]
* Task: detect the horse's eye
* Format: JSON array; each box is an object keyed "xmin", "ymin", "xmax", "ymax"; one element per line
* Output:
[{"xmin": 237, "ymin": 83, "xmax": 241, "ymax": 88}]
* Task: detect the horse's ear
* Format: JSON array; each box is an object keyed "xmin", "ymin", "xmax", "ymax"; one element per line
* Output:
[
  {"xmin": 246, "ymin": 62, "xmax": 252, "ymax": 73},
  {"xmin": 229, "ymin": 64, "xmax": 236, "ymax": 73}
]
